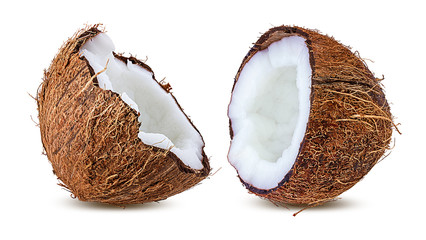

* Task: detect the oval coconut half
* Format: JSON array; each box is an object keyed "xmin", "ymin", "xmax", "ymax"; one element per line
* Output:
[
  {"xmin": 228, "ymin": 26, "xmax": 396, "ymax": 205},
  {"xmin": 37, "ymin": 25, "xmax": 210, "ymax": 205}
]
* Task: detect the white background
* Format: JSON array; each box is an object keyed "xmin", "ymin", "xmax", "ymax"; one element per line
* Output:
[{"xmin": 1, "ymin": 0, "xmax": 424, "ymax": 239}]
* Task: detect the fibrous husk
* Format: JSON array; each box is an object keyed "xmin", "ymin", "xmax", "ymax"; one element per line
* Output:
[
  {"xmin": 230, "ymin": 26, "xmax": 397, "ymax": 205},
  {"xmin": 37, "ymin": 25, "xmax": 210, "ymax": 205}
]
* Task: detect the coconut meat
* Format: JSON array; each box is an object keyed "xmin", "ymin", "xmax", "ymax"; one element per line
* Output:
[
  {"xmin": 228, "ymin": 36, "xmax": 311, "ymax": 189},
  {"xmin": 80, "ymin": 33, "xmax": 204, "ymax": 170}
]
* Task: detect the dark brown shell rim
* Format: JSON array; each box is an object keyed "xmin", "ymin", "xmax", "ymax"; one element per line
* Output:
[{"xmin": 228, "ymin": 26, "xmax": 316, "ymax": 194}]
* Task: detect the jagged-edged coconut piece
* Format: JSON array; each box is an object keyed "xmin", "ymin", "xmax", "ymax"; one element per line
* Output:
[
  {"xmin": 37, "ymin": 25, "xmax": 210, "ymax": 205},
  {"xmin": 228, "ymin": 26, "xmax": 396, "ymax": 205}
]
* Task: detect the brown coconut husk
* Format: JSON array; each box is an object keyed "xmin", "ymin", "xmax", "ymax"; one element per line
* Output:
[
  {"xmin": 230, "ymin": 26, "xmax": 397, "ymax": 205},
  {"xmin": 37, "ymin": 25, "xmax": 210, "ymax": 205}
]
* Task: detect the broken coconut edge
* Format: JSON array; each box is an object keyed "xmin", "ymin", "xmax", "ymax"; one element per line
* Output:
[
  {"xmin": 228, "ymin": 25, "xmax": 396, "ymax": 205},
  {"xmin": 37, "ymin": 24, "xmax": 210, "ymax": 205}
]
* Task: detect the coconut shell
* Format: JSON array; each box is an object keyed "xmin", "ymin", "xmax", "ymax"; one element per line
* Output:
[
  {"xmin": 37, "ymin": 25, "xmax": 210, "ymax": 205},
  {"xmin": 229, "ymin": 26, "xmax": 397, "ymax": 205}
]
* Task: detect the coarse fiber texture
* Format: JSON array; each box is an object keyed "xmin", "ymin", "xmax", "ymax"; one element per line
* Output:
[
  {"xmin": 37, "ymin": 25, "xmax": 210, "ymax": 205},
  {"xmin": 229, "ymin": 26, "xmax": 396, "ymax": 205}
]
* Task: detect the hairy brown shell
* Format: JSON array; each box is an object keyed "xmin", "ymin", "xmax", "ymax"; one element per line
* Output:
[
  {"xmin": 229, "ymin": 26, "xmax": 396, "ymax": 205},
  {"xmin": 37, "ymin": 25, "xmax": 210, "ymax": 205}
]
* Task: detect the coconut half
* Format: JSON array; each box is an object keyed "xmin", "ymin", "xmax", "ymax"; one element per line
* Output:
[
  {"xmin": 37, "ymin": 25, "xmax": 210, "ymax": 204},
  {"xmin": 228, "ymin": 26, "xmax": 396, "ymax": 205}
]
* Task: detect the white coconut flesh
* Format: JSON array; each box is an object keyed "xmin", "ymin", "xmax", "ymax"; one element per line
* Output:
[
  {"xmin": 228, "ymin": 36, "xmax": 312, "ymax": 189},
  {"xmin": 80, "ymin": 33, "xmax": 204, "ymax": 170}
]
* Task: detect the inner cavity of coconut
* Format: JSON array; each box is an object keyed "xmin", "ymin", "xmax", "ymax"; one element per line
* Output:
[
  {"xmin": 228, "ymin": 36, "xmax": 311, "ymax": 189},
  {"xmin": 80, "ymin": 33, "xmax": 204, "ymax": 170}
]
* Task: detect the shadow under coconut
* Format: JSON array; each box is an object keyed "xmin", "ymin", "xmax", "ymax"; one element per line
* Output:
[
  {"xmin": 60, "ymin": 197, "xmax": 172, "ymax": 211},
  {"xmin": 247, "ymin": 196, "xmax": 360, "ymax": 215}
]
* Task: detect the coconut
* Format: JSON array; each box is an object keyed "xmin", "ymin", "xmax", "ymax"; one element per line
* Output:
[
  {"xmin": 228, "ymin": 26, "xmax": 397, "ymax": 205},
  {"xmin": 37, "ymin": 25, "xmax": 210, "ymax": 205}
]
